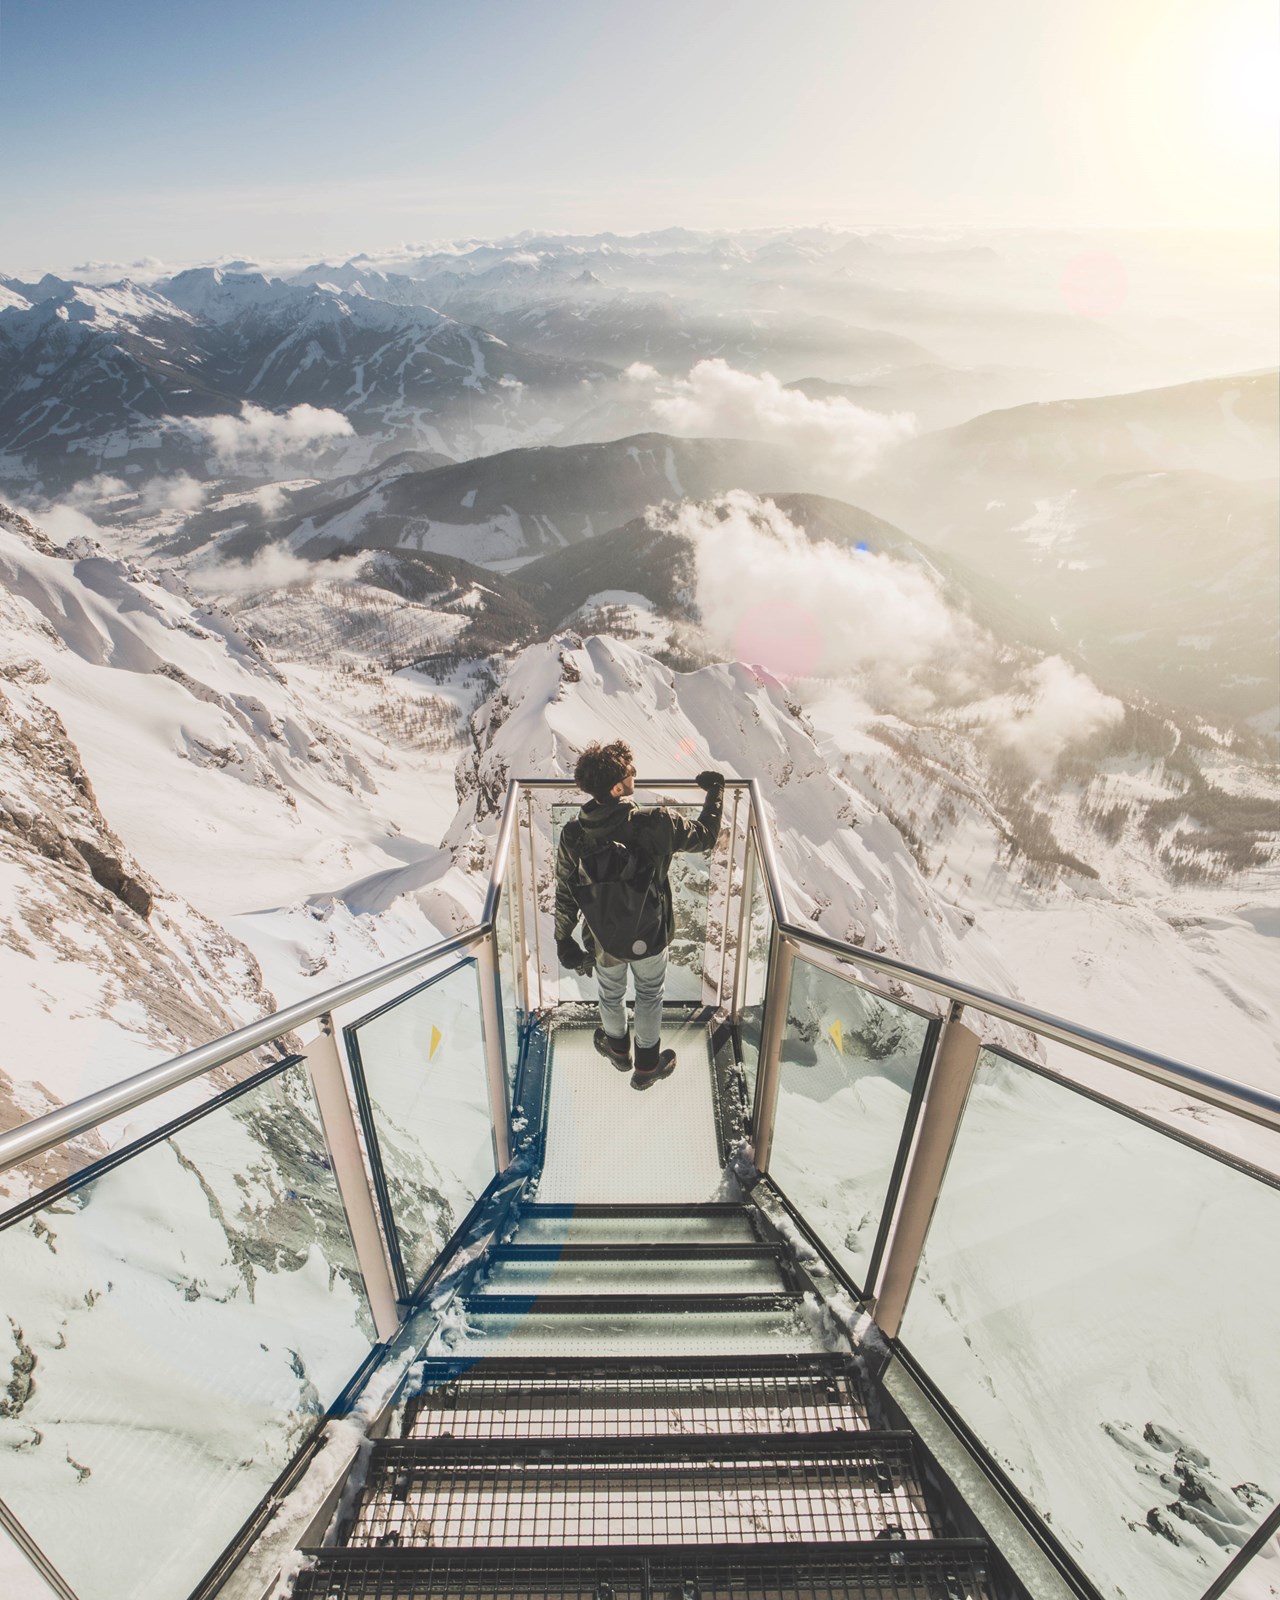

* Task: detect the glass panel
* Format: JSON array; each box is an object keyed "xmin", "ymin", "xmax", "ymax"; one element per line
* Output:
[
  {"xmin": 900, "ymin": 1050, "xmax": 1280, "ymax": 1600},
  {"xmin": 494, "ymin": 870, "xmax": 522, "ymax": 1106},
  {"xmin": 347, "ymin": 960, "xmax": 494, "ymax": 1292},
  {"xmin": 737, "ymin": 829, "xmax": 774, "ymax": 1115},
  {"xmin": 0, "ymin": 1063, "xmax": 374, "ymax": 1600},
  {"xmin": 551, "ymin": 799, "xmax": 710, "ymax": 1004},
  {"xmin": 0, "ymin": 1049, "xmax": 287, "ymax": 1211},
  {"xmin": 769, "ymin": 955, "xmax": 931, "ymax": 1287}
]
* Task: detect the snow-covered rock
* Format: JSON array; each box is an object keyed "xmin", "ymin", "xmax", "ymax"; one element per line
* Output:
[{"xmin": 446, "ymin": 631, "xmax": 1021, "ymax": 1006}]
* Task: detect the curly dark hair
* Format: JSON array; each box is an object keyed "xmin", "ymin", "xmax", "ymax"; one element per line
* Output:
[{"xmin": 574, "ymin": 740, "xmax": 634, "ymax": 803}]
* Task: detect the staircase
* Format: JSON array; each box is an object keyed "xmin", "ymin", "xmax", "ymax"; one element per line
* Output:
[{"xmin": 294, "ymin": 1200, "xmax": 997, "ymax": 1599}]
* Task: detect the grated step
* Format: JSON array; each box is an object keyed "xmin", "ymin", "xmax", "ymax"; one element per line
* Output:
[
  {"xmin": 477, "ymin": 1248, "xmax": 789, "ymax": 1298},
  {"xmin": 512, "ymin": 1205, "xmax": 762, "ymax": 1248},
  {"xmin": 347, "ymin": 1434, "xmax": 931, "ymax": 1549},
  {"xmin": 434, "ymin": 1305, "xmax": 826, "ymax": 1359},
  {"xmin": 295, "ymin": 1540, "xmax": 996, "ymax": 1598},
  {"xmin": 438, "ymin": 1292, "xmax": 819, "ymax": 1356},
  {"xmin": 406, "ymin": 1355, "xmax": 869, "ymax": 1440}
]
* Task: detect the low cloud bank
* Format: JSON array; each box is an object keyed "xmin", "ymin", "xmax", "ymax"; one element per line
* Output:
[
  {"xmin": 189, "ymin": 403, "xmax": 353, "ymax": 467},
  {"xmin": 20, "ymin": 501, "xmax": 108, "ymax": 548},
  {"xmin": 186, "ymin": 544, "xmax": 370, "ymax": 596},
  {"xmin": 967, "ymin": 656, "xmax": 1124, "ymax": 777},
  {"xmin": 656, "ymin": 493, "xmax": 1125, "ymax": 771},
  {"xmin": 655, "ymin": 493, "xmax": 969, "ymax": 705},
  {"xmin": 650, "ymin": 359, "xmax": 915, "ymax": 481}
]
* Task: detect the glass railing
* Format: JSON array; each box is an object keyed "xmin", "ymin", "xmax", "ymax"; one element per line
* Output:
[
  {"xmin": 745, "ymin": 860, "xmax": 1280, "ymax": 1600},
  {"xmin": 4, "ymin": 774, "xmax": 1276, "ymax": 1600},
  {"xmin": 345, "ymin": 955, "xmax": 498, "ymax": 1299},
  {"xmin": 896, "ymin": 1047, "xmax": 1279, "ymax": 1600},
  {"xmin": 0, "ymin": 1059, "xmax": 375, "ymax": 1600},
  {"xmin": 766, "ymin": 951, "xmax": 935, "ymax": 1292}
]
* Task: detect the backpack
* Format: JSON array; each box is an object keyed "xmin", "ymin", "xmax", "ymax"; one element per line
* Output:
[{"xmin": 566, "ymin": 822, "xmax": 665, "ymax": 961}]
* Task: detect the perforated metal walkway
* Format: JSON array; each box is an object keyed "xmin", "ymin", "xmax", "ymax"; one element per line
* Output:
[{"xmin": 536, "ymin": 1019, "xmax": 725, "ymax": 1205}]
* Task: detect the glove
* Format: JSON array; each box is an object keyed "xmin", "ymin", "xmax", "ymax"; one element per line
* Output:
[
  {"xmin": 694, "ymin": 769, "xmax": 726, "ymax": 793},
  {"xmin": 556, "ymin": 935, "xmax": 594, "ymax": 975}
]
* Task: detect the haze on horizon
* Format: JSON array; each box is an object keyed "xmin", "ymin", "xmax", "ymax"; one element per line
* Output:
[{"xmin": 2, "ymin": 0, "xmax": 1278, "ymax": 275}]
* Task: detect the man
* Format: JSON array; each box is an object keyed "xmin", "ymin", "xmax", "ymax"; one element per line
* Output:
[{"xmin": 555, "ymin": 741, "xmax": 725, "ymax": 1090}]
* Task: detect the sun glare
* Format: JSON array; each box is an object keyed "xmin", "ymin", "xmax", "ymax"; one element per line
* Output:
[{"xmin": 1212, "ymin": 33, "xmax": 1280, "ymax": 131}]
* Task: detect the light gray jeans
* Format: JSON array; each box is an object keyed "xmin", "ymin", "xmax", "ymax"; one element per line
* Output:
[{"xmin": 595, "ymin": 949, "xmax": 667, "ymax": 1049}]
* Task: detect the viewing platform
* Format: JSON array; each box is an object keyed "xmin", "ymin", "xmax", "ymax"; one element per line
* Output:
[{"xmin": 1, "ymin": 780, "xmax": 1276, "ymax": 1600}]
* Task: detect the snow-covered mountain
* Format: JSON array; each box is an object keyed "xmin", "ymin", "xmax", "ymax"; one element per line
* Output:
[
  {"xmin": 0, "ymin": 269, "xmax": 607, "ymax": 493},
  {"xmin": 195, "ymin": 433, "xmax": 803, "ymax": 566},
  {"xmin": 0, "ymin": 503, "xmax": 487, "ymax": 1159},
  {"xmin": 860, "ymin": 370, "xmax": 1280, "ymax": 734},
  {"xmin": 0, "ymin": 509, "xmax": 285, "ymax": 1194},
  {"xmin": 444, "ymin": 630, "xmax": 1022, "ymax": 1002}
]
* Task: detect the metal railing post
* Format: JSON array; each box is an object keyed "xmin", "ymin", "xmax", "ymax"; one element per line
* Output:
[
  {"xmin": 869, "ymin": 1003, "xmax": 983, "ymax": 1340},
  {"xmin": 523, "ymin": 791, "xmax": 546, "ymax": 1011},
  {"xmin": 732, "ymin": 829, "xmax": 757, "ymax": 1022},
  {"xmin": 510, "ymin": 828, "xmax": 530, "ymax": 1021},
  {"xmin": 476, "ymin": 933, "xmax": 513, "ymax": 1172},
  {"xmin": 303, "ymin": 1015, "xmax": 401, "ymax": 1342},
  {"xmin": 0, "ymin": 1502, "xmax": 79, "ymax": 1600},
  {"xmin": 714, "ymin": 787, "xmax": 741, "ymax": 1009},
  {"xmin": 750, "ymin": 930, "xmax": 798, "ymax": 1172}
]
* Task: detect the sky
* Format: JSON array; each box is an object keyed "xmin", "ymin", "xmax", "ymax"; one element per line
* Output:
[{"xmin": 2, "ymin": 0, "xmax": 1278, "ymax": 272}]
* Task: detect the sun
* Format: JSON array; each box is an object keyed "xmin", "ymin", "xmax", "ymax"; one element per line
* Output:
[{"xmin": 1203, "ymin": 7, "xmax": 1280, "ymax": 143}]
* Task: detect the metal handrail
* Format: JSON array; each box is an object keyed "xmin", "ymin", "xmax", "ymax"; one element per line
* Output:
[
  {"xmin": 776, "ymin": 923, "xmax": 1280, "ymax": 1133},
  {"xmin": 729, "ymin": 782, "xmax": 1280, "ymax": 1135},
  {"xmin": 480, "ymin": 777, "xmax": 524, "ymax": 926},
  {"xmin": 0, "ymin": 926, "xmax": 488, "ymax": 1176},
  {"xmin": 5, "ymin": 773, "xmax": 1276, "ymax": 1176}
]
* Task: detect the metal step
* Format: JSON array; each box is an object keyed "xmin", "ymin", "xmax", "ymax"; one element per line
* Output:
[
  {"xmin": 477, "ymin": 1246, "xmax": 791, "ymax": 1297},
  {"xmin": 406, "ymin": 1354, "xmax": 869, "ymax": 1440},
  {"xmin": 347, "ymin": 1433, "xmax": 932, "ymax": 1548},
  {"xmin": 433, "ymin": 1303, "xmax": 826, "ymax": 1359},
  {"xmin": 294, "ymin": 1540, "xmax": 996, "ymax": 1598},
  {"xmin": 513, "ymin": 1204, "xmax": 762, "ymax": 1247},
  {"xmin": 468, "ymin": 1291, "xmax": 800, "ymax": 1315}
]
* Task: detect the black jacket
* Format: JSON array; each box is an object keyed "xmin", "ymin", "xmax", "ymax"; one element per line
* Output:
[{"xmin": 554, "ymin": 789, "xmax": 724, "ymax": 966}]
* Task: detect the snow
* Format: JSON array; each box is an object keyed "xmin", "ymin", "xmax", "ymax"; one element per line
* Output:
[
  {"xmin": 0, "ymin": 516, "xmax": 477, "ymax": 1116},
  {"xmin": 395, "ymin": 510, "xmax": 529, "ymax": 564}
]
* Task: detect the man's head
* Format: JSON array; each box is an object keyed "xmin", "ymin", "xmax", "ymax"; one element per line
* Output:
[{"xmin": 575, "ymin": 740, "xmax": 636, "ymax": 804}]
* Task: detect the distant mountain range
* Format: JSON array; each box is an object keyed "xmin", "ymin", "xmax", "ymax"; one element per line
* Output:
[
  {"xmin": 0, "ymin": 269, "xmax": 607, "ymax": 491},
  {"xmin": 861, "ymin": 369, "xmax": 1280, "ymax": 728}
]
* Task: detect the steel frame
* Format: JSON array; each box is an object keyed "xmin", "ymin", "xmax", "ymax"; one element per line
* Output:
[{"xmin": 4, "ymin": 774, "xmax": 1278, "ymax": 1600}]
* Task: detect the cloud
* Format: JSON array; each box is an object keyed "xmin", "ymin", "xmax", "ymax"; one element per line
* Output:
[
  {"xmin": 650, "ymin": 359, "xmax": 915, "ymax": 481},
  {"xmin": 968, "ymin": 655, "xmax": 1124, "ymax": 777},
  {"xmin": 139, "ymin": 473, "xmax": 205, "ymax": 514},
  {"xmin": 189, "ymin": 403, "xmax": 354, "ymax": 467},
  {"xmin": 69, "ymin": 256, "xmax": 185, "ymax": 286},
  {"xmin": 623, "ymin": 361, "xmax": 660, "ymax": 382},
  {"xmin": 186, "ymin": 544, "xmax": 371, "ymax": 596},
  {"xmin": 255, "ymin": 483, "xmax": 289, "ymax": 517},
  {"xmin": 19, "ymin": 502, "xmax": 108, "ymax": 548},
  {"xmin": 64, "ymin": 470, "xmax": 203, "ymax": 514},
  {"xmin": 654, "ymin": 492, "xmax": 970, "ymax": 704},
  {"xmin": 62, "ymin": 475, "xmax": 132, "ymax": 508}
]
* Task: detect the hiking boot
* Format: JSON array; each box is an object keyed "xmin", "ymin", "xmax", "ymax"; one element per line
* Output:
[
  {"xmin": 632, "ymin": 1042, "xmax": 676, "ymax": 1090},
  {"xmin": 593, "ymin": 1027, "xmax": 632, "ymax": 1070}
]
